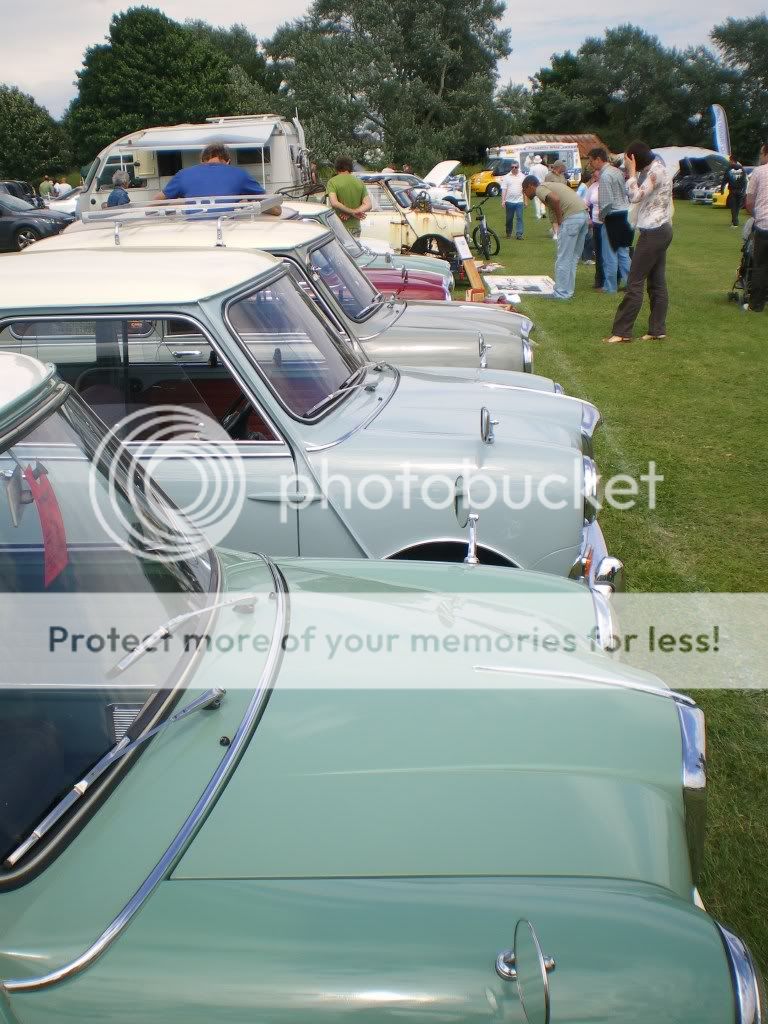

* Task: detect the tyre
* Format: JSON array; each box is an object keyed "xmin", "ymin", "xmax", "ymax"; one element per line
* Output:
[
  {"xmin": 471, "ymin": 224, "xmax": 501, "ymax": 260},
  {"xmin": 486, "ymin": 183, "xmax": 501, "ymax": 197},
  {"xmin": 14, "ymin": 227, "xmax": 40, "ymax": 251}
]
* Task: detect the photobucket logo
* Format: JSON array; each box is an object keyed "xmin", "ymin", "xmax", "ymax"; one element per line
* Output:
[
  {"xmin": 88, "ymin": 406, "xmax": 246, "ymax": 562},
  {"xmin": 276, "ymin": 460, "xmax": 663, "ymax": 521}
]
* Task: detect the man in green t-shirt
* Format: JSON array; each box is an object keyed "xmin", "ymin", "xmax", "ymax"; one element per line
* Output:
[
  {"xmin": 39, "ymin": 176, "xmax": 53, "ymax": 198},
  {"xmin": 326, "ymin": 156, "xmax": 371, "ymax": 235}
]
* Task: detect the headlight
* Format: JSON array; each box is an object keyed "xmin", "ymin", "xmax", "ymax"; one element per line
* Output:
[
  {"xmin": 582, "ymin": 455, "xmax": 598, "ymax": 523},
  {"xmin": 522, "ymin": 336, "xmax": 533, "ymax": 373},
  {"xmin": 716, "ymin": 924, "xmax": 764, "ymax": 1024},
  {"xmin": 676, "ymin": 699, "xmax": 706, "ymax": 883}
]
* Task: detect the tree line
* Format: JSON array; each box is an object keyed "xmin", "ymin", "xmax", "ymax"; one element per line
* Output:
[{"xmin": 0, "ymin": 3, "xmax": 766, "ymax": 184}]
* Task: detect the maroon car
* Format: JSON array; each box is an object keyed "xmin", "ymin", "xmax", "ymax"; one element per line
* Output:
[{"xmin": 362, "ymin": 266, "xmax": 450, "ymax": 301}]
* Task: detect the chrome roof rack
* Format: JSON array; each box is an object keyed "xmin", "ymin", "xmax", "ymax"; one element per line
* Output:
[{"xmin": 80, "ymin": 193, "xmax": 284, "ymax": 225}]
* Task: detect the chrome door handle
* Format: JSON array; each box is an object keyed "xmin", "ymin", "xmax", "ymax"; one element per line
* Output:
[{"xmin": 171, "ymin": 349, "xmax": 202, "ymax": 358}]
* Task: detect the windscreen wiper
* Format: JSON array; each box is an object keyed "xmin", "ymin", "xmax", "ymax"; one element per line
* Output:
[
  {"xmin": 4, "ymin": 686, "xmax": 225, "ymax": 868},
  {"xmin": 304, "ymin": 370, "xmax": 380, "ymax": 418},
  {"xmin": 107, "ymin": 591, "xmax": 263, "ymax": 679},
  {"xmin": 354, "ymin": 293, "xmax": 385, "ymax": 319}
]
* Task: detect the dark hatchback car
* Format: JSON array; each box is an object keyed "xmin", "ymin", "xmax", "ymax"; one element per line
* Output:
[{"xmin": 0, "ymin": 194, "xmax": 74, "ymax": 252}]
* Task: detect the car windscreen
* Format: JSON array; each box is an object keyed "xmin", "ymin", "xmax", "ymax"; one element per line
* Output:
[
  {"xmin": 325, "ymin": 209, "xmax": 365, "ymax": 257},
  {"xmin": 0, "ymin": 194, "xmax": 35, "ymax": 213},
  {"xmin": 226, "ymin": 268, "xmax": 363, "ymax": 419},
  {"xmin": 0, "ymin": 390, "xmax": 214, "ymax": 867},
  {"xmin": 309, "ymin": 238, "xmax": 380, "ymax": 320}
]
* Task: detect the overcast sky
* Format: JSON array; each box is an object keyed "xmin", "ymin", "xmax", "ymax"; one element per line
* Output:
[{"xmin": 4, "ymin": 0, "xmax": 767, "ymax": 119}]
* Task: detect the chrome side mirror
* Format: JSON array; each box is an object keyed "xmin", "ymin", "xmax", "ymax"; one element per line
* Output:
[
  {"xmin": 496, "ymin": 919, "xmax": 556, "ymax": 1024},
  {"xmin": 478, "ymin": 332, "xmax": 492, "ymax": 369},
  {"xmin": 480, "ymin": 406, "xmax": 498, "ymax": 445}
]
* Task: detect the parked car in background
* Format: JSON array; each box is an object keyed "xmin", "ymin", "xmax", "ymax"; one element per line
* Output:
[
  {"xmin": 10, "ymin": 243, "xmax": 618, "ymax": 586},
  {"xmin": 358, "ymin": 179, "xmax": 468, "ymax": 262},
  {"xmin": 0, "ymin": 180, "xmax": 44, "ymax": 208},
  {"xmin": 361, "ymin": 265, "xmax": 450, "ymax": 300},
  {"xmin": 55, "ymin": 208, "xmax": 534, "ymax": 373},
  {"xmin": 77, "ymin": 114, "xmax": 310, "ymax": 216},
  {"xmin": 283, "ymin": 201, "xmax": 455, "ymax": 290},
  {"xmin": 46, "ymin": 186, "xmax": 84, "ymax": 218},
  {"xmin": 672, "ymin": 155, "xmax": 730, "ymax": 200},
  {"xmin": 0, "ymin": 194, "xmax": 74, "ymax": 251},
  {"xmin": 359, "ymin": 161, "xmax": 468, "ymax": 209},
  {"xmin": 1, "ymin": 350, "xmax": 752, "ymax": 1024}
]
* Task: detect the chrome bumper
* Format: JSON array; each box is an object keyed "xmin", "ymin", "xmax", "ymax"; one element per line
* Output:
[{"xmin": 569, "ymin": 520, "xmax": 625, "ymax": 594}]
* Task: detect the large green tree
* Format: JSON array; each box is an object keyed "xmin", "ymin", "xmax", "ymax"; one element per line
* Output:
[
  {"xmin": 267, "ymin": 0, "xmax": 510, "ymax": 169},
  {"xmin": 711, "ymin": 15, "xmax": 768, "ymax": 159},
  {"xmin": 65, "ymin": 7, "xmax": 235, "ymax": 164},
  {"xmin": 527, "ymin": 25, "xmax": 744, "ymax": 153},
  {"xmin": 0, "ymin": 86, "xmax": 71, "ymax": 182}
]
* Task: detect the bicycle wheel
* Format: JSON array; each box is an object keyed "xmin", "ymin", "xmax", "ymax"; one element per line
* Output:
[{"xmin": 472, "ymin": 224, "xmax": 501, "ymax": 260}]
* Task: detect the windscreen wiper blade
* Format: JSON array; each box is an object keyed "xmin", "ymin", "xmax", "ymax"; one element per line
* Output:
[
  {"xmin": 4, "ymin": 686, "xmax": 225, "ymax": 868},
  {"xmin": 106, "ymin": 591, "xmax": 263, "ymax": 679},
  {"xmin": 304, "ymin": 370, "xmax": 378, "ymax": 418}
]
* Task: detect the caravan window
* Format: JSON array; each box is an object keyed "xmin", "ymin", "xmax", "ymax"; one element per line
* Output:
[
  {"xmin": 233, "ymin": 147, "xmax": 271, "ymax": 165},
  {"xmin": 158, "ymin": 151, "xmax": 184, "ymax": 177},
  {"xmin": 96, "ymin": 154, "xmax": 135, "ymax": 188}
]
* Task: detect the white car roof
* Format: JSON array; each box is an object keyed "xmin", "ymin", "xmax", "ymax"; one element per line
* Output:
[
  {"xmin": 282, "ymin": 201, "xmax": 330, "ymax": 219},
  {"xmin": 2, "ymin": 248, "xmax": 281, "ymax": 309},
  {"xmin": 34, "ymin": 216, "xmax": 330, "ymax": 256},
  {"xmin": 0, "ymin": 352, "xmax": 54, "ymax": 416}
]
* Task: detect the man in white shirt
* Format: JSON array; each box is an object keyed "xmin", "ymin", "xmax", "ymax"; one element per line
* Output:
[
  {"xmin": 528, "ymin": 156, "xmax": 548, "ymax": 219},
  {"xmin": 500, "ymin": 159, "xmax": 525, "ymax": 239},
  {"xmin": 745, "ymin": 141, "xmax": 768, "ymax": 313}
]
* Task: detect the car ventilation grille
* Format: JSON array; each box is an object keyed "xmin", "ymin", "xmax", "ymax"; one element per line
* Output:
[{"xmin": 107, "ymin": 704, "xmax": 144, "ymax": 744}]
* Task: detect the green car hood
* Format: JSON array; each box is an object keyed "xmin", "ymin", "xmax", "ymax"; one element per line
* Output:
[{"xmin": 176, "ymin": 554, "xmax": 690, "ymax": 896}]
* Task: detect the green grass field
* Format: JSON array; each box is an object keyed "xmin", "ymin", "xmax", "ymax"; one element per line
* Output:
[{"xmin": 477, "ymin": 197, "xmax": 768, "ymax": 969}]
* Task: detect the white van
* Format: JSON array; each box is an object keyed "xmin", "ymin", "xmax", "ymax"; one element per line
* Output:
[{"xmin": 77, "ymin": 114, "xmax": 309, "ymax": 216}]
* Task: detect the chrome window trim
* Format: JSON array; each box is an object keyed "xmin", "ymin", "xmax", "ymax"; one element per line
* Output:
[
  {"xmin": 716, "ymin": 923, "xmax": 764, "ymax": 1024},
  {"xmin": 677, "ymin": 701, "xmax": 707, "ymax": 884},
  {"xmin": 1, "ymin": 553, "xmax": 288, "ymax": 993},
  {"xmin": 0, "ymin": 312, "xmax": 289, "ymax": 452}
]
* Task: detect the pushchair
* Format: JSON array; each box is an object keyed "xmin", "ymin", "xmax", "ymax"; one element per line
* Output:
[{"xmin": 728, "ymin": 217, "xmax": 755, "ymax": 306}]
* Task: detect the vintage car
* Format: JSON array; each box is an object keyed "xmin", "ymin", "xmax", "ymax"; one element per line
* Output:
[
  {"xmin": 0, "ymin": 350, "xmax": 761, "ymax": 1024},
  {"xmin": 358, "ymin": 160, "xmax": 469, "ymax": 209},
  {"xmin": 283, "ymin": 200, "xmax": 455, "ymax": 288},
  {"xmin": 356, "ymin": 179, "xmax": 468, "ymax": 260},
  {"xmin": 6, "ymin": 245, "xmax": 620, "ymax": 588},
  {"xmin": 361, "ymin": 264, "xmax": 450, "ymax": 300},
  {"xmin": 52, "ymin": 207, "xmax": 534, "ymax": 374}
]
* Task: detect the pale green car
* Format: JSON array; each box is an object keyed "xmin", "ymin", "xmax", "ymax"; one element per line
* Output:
[
  {"xmin": 0, "ymin": 351, "xmax": 761, "ymax": 1024},
  {"xmin": 283, "ymin": 199, "xmax": 456, "ymax": 289},
  {"xmin": 56, "ymin": 204, "xmax": 535, "ymax": 375},
  {"xmin": 5, "ymin": 245, "xmax": 619, "ymax": 589}
]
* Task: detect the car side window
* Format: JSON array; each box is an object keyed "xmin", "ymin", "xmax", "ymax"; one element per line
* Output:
[{"xmin": 2, "ymin": 318, "xmax": 278, "ymax": 443}]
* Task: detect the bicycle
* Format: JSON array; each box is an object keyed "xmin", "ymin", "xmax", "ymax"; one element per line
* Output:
[{"xmin": 469, "ymin": 198, "xmax": 501, "ymax": 261}]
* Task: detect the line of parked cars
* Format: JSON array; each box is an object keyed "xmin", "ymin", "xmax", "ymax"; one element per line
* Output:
[{"xmin": 0, "ymin": 117, "xmax": 761, "ymax": 1024}]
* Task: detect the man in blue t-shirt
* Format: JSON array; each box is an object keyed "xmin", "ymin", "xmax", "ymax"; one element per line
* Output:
[{"xmin": 157, "ymin": 143, "xmax": 266, "ymax": 201}]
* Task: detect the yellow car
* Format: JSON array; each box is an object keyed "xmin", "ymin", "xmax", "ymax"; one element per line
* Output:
[
  {"xmin": 712, "ymin": 186, "xmax": 728, "ymax": 208},
  {"xmin": 469, "ymin": 159, "xmax": 511, "ymax": 196}
]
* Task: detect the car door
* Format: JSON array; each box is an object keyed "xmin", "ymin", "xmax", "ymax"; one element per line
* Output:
[{"xmin": 0, "ymin": 315, "xmax": 299, "ymax": 557}]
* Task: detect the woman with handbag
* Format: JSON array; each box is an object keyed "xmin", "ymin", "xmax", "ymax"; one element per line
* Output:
[{"xmin": 605, "ymin": 141, "xmax": 674, "ymax": 344}]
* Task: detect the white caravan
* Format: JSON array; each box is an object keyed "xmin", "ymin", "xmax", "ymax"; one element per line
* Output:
[{"xmin": 77, "ymin": 114, "xmax": 309, "ymax": 216}]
